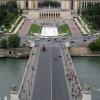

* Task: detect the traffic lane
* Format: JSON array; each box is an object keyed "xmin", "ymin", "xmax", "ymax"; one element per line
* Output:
[
  {"xmin": 21, "ymin": 35, "xmax": 98, "ymax": 46},
  {"xmin": 69, "ymin": 36, "xmax": 97, "ymax": 42},
  {"xmin": 52, "ymin": 47, "xmax": 70, "ymax": 100},
  {"xmin": 32, "ymin": 47, "xmax": 51, "ymax": 100},
  {"xmin": 68, "ymin": 37, "xmax": 97, "ymax": 45}
]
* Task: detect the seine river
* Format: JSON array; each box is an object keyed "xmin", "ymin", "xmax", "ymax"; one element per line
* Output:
[
  {"xmin": 0, "ymin": 58, "xmax": 27, "ymax": 99},
  {"xmin": 72, "ymin": 57, "xmax": 100, "ymax": 100},
  {"xmin": 0, "ymin": 57, "xmax": 100, "ymax": 100}
]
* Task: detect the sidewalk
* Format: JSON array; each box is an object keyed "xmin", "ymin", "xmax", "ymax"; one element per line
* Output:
[
  {"xmin": 19, "ymin": 19, "xmax": 32, "ymax": 37},
  {"xmin": 61, "ymin": 46, "xmax": 83, "ymax": 100},
  {"xmin": 74, "ymin": 18, "xmax": 87, "ymax": 34},
  {"xmin": 67, "ymin": 19, "xmax": 82, "ymax": 36}
]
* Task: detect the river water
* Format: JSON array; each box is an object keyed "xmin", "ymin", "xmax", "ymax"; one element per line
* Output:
[
  {"xmin": 0, "ymin": 58, "xmax": 27, "ymax": 99},
  {"xmin": 72, "ymin": 57, "xmax": 100, "ymax": 100}
]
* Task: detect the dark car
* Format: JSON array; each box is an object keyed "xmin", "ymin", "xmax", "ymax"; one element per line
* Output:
[
  {"xmin": 42, "ymin": 45, "xmax": 46, "ymax": 52},
  {"xmin": 48, "ymin": 39, "xmax": 50, "ymax": 42},
  {"xmin": 83, "ymin": 39, "xmax": 87, "ymax": 41},
  {"xmin": 70, "ymin": 40, "xmax": 74, "ymax": 43}
]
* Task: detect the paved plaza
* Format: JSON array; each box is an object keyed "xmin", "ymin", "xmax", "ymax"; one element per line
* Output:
[{"xmin": 41, "ymin": 27, "xmax": 59, "ymax": 36}]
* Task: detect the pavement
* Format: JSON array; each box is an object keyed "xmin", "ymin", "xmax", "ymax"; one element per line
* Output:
[
  {"xmin": 19, "ymin": 47, "xmax": 40, "ymax": 100},
  {"xmin": 61, "ymin": 46, "xmax": 83, "ymax": 100},
  {"xmin": 74, "ymin": 18, "xmax": 87, "ymax": 34},
  {"xmin": 41, "ymin": 27, "xmax": 59, "ymax": 36},
  {"xmin": 19, "ymin": 19, "xmax": 32, "ymax": 37},
  {"xmin": 32, "ymin": 46, "xmax": 70, "ymax": 100},
  {"xmin": 67, "ymin": 19, "xmax": 82, "ymax": 36}
]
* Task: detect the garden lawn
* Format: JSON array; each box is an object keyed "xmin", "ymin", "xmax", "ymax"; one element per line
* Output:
[
  {"xmin": 58, "ymin": 24, "xmax": 70, "ymax": 34},
  {"xmin": 29, "ymin": 24, "xmax": 41, "ymax": 34}
]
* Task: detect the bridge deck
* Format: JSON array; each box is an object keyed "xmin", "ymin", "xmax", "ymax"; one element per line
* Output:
[{"xmin": 32, "ymin": 47, "xmax": 70, "ymax": 100}]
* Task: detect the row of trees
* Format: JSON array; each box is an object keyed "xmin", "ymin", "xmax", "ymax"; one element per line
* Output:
[
  {"xmin": 0, "ymin": 1, "xmax": 19, "ymax": 29},
  {"xmin": 81, "ymin": 3, "xmax": 100, "ymax": 29},
  {"xmin": 0, "ymin": 34, "xmax": 20, "ymax": 49},
  {"xmin": 81, "ymin": 3, "xmax": 100, "ymax": 16},
  {"xmin": 38, "ymin": 1, "xmax": 60, "ymax": 8}
]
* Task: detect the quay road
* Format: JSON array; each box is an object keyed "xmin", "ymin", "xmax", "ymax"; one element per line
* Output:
[
  {"xmin": 21, "ymin": 33, "xmax": 99, "ymax": 47},
  {"xmin": 32, "ymin": 46, "xmax": 70, "ymax": 100}
]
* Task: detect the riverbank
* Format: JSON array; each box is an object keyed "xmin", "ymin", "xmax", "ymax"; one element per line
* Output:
[
  {"xmin": 69, "ymin": 47, "xmax": 100, "ymax": 56},
  {"xmin": 0, "ymin": 47, "xmax": 100, "ymax": 58},
  {"xmin": 0, "ymin": 47, "xmax": 31, "ymax": 58}
]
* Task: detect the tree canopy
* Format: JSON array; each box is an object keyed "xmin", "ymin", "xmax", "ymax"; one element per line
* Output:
[
  {"xmin": 0, "ymin": 1, "xmax": 19, "ymax": 29},
  {"xmin": 82, "ymin": 3, "xmax": 100, "ymax": 16},
  {"xmin": 38, "ymin": 1, "xmax": 60, "ymax": 8},
  {"xmin": 8, "ymin": 34, "xmax": 20, "ymax": 48},
  {"xmin": 81, "ymin": 3, "xmax": 100, "ymax": 29},
  {"xmin": 88, "ymin": 38, "xmax": 100, "ymax": 51},
  {"xmin": 0, "ymin": 39, "xmax": 7, "ymax": 49}
]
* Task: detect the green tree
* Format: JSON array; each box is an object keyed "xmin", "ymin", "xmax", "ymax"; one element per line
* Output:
[
  {"xmin": 88, "ymin": 38, "xmax": 100, "ymax": 51},
  {"xmin": 8, "ymin": 34, "xmax": 20, "ymax": 48},
  {"xmin": 88, "ymin": 42, "xmax": 97, "ymax": 51},
  {"xmin": 0, "ymin": 1, "xmax": 19, "ymax": 29},
  {"xmin": 0, "ymin": 39, "xmax": 7, "ymax": 49},
  {"xmin": 81, "ymin": 3, "xmax": 100, "ymax": 30}
]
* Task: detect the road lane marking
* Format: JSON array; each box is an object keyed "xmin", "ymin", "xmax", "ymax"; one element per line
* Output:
[{"xmin": 50, "ymin": 46, "xmax": 53, "ymax": 100}]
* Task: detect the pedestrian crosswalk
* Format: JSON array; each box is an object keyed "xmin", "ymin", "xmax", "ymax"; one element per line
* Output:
[{"xmin": 39, "ymin": 41, "xmax": 62, "ymax": 47}]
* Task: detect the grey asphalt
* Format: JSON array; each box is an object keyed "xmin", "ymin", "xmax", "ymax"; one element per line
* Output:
[{"xmin": 32, "ymin": 47, "xmax": 70, "ymax": 100}]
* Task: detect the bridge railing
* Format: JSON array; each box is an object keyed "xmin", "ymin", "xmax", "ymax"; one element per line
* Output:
[
  {"xmin": 67, "ymin": 47, "xmax": 83, "ymax": 98},
  {"xmin": 18, "ymin": 48, "xmax": 33, "ymax": 99},
  {"xmin": 60, "ymin": 45, "xmax": 83, "ymax": 100},
  {"xmin": 18, "ymin": 46, "xmax": 40, "ymax": 100}
]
